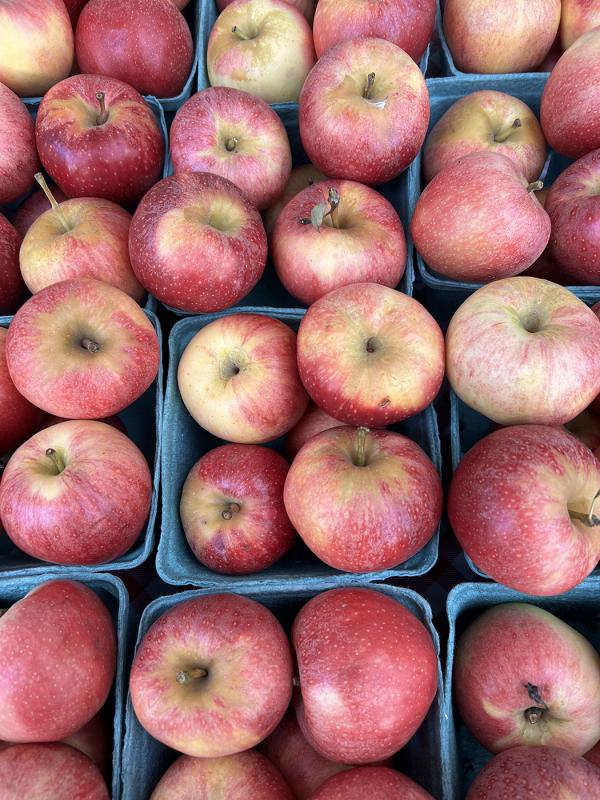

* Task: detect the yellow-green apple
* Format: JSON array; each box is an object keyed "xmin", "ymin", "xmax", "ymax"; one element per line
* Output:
[
  {"xmin": 0, "ymin": 214, "xmax": 24, "ymax": 315},
  {"xmin": 423, "ymin": 90, "xmax": 547, "ymax": 184},
  {"xmin": 178, "ymin": 313, "xmax": 308, "ymax": 443},
  {"xmin": 20, "ymin": 177, "xmax": 143, "ymax": 300},
  {"xmin": 0, "ymin": 327, "xmax": 44, "ymax": 456},
  {"xmin": 0, "ymin": 0, "xmax": 73, "ymax": 96},
  {"xmin": 296, "ymin": 283, "xmax": 444, "ymax": 427},
  {"xmin": 0, "ymin": 82, "xmax": 39, "ymax": 205},
  {"xmin": 587, "ymin": 741, "xmax": 600, "ymax": 768},
  {"xmin": 448, "ymin": 425, "xmax": 600, "ymax": 594},
  {"xmin": 5, "ymin": 278, "xmax": 159, "ymax": 418},
  {"xmin": 466, "ymin": 746, "xmax": 600, "ymax": 800},
  {"xmin": 446, "ymin": 278, "xmax": 600, "ymax": 425},
  {"xmin": 129, "ymin": 173, "xmax": 267, "ymax": 312},
  {"xmin": 207, "ymin": 0, "xmax": 315, "ymax": 104},
  {"xmin": 454, "ymin": 603, "xmax": 600, "ymax": 754},
  {"xmin": 0, "ymin": 580, "xmax": 116, "ymax": 741},
  {"xmin": 284, "ymin": 402, "xmax": 344, "ymax": 460},
  {"xmin": 411, "ymin": 152, "xmax": 550, "ymax": 282},
  {"xmin": 541, "ymin": 27, "xmax": 600, "ymax": 158},
  {"xmin": 180, "ymin": 443, "xmax": 296, "ymax": 574},
  {"xmin": 284, "ymin": 427, "xmax": 442, "ymax": 572},
  {"xmin": 560, "ymin": 0, "xmax": 600, "ymax": 49},
  {"xmin": 293, "ymin": 587, "xmax": 438, "ymax": 763},
  {"xmin": 217, "ymin": 0, "xmax": 316, "ymax": 21},
  {"xmin": 75, "ymin": 0, "xmax": 193, "ymax": 98},
  {"xmin": 443, "ymin": 0, "xmax": 561, "ymax": 73},
  {"xmin": 11, "ymin": 182, "xmax": 67, "ymax": 237},
  {"xmin": 263, "ymin": 164, "xmax": 326, "ymax": 238},
  {"xmin": 36, "ymin": 74, "xmax": 164, "ymax": 205},
  {"xmin": 521, "ymin": 187, "xmax": 571, "ymax": 284},
  {"xmin": 130, "ymin": 593, "xmax": 293, "ymax": 757},
  {"xmin": 299, "ymin": 37, "xmax": 429, "ymax": 184},
  {"xmin": 272, "ymin": 180, "xmax": 406, "ymax": 305},
  {"xmin": 310, "ymin": 767, "xmax": 435, "ymax": 800},
  {"xmin": 170, "ymin": 87, "xmax": 291, "ymax": 211}
]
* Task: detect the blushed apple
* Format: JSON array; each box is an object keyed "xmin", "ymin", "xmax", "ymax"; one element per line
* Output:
[
  {"xmin": 263, "ymin": 164, "xmax": 326, "ymax": 238},
  {"xmin": 0, "ymin": 214, "xmax": 24, "ymax": 315},
  {"xmin": 0, "ymin": 82, "xmax": 39, "ymax": 205},
  {"xmin": 0, "ymin": 327, "xmax": 44, "ymax": 456},
  {"xmin": 560, "ymin": 0, "xmax": 600, "ymax": 49},
  {"xmin": 521, "ymin": 186, "xmax": 571, "ymax": 284},
  {"xmin": 284, "ymin": 403, "xmax": 344, "ymax": 460},
  {"xmin": 310, "ymin": 767, "xmax": 435, "ymax": 800},
  {"xmin": 10, "ymin": 182, "xmax": 67, "ymax": 237},
  {"xmin": 216, "ymin": 0, "xmax": 316, "ymax": 21}
]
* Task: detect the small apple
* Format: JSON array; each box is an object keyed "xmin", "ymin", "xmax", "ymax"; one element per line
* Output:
[
  {"xmin": 10, "ymin": 182, "xmax": 67, "ymax": 238},
  {"xmin": 263, "ymin": 164, "xmax": 327, "ymax": 238},
  {"xmin": 309, "ymin": 767, "xmax": 435, "ymax": 800},
  {"xmin": 560, "ymin": 0, "xmax": 600, "ymax": 50},
  {"xmin": 0, "ymin": 327, "xmax": 44, "ymax": 456},
  {"xmin": 0, "ymin": 82, "xmax": 39, "ymax": 205},
  {"xmin": 284, "ymin": 403, "xmax": 345, "ymax": 460},
  {"xmin": 0, "ymin": 214, "xmax": 24, "ymax": 315}
]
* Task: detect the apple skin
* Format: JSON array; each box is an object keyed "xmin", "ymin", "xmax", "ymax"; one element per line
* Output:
[
  {"xmin": 284, "ymin": 403, "xmax": 344, "ymax": 460},
  {"xmin": 11, "ymin": 183, "xmax": 67, "ymax": 237},
  {"xmin": 0, "ymin": 327, "xmax": 44, "ymax": 456},
  {"xmin": 454, "ymin": 603, "xmax": 600, "ymax": 755},
  {"xmin": 216, "ymin": 0, "xmax": 316, "ymax": 22},
  {"xmin": 309, "ymin": 767, "xmax": 435, "ymax": 800},
  {"xmin": 61, "ymin": 711, "xmax": 112, "ymax": 778},
  {"xmin": 0, "ymin": 83, "xmax": 39, "ymax": 205},
  {"xmin": 0, "ymin": 214, "xmax": 25, "ymax": 316},
  {"xmin": 541, "ymin": 27, "xmax": 600, "ymax": 159},
  {"xmin": 178, "ymin": 313, "xmax": 308, "ymax": 444},
  {"xmin": 293, "ymin": 587, "xmax": 438, "ymax": 764},
  {"xmin": 296, "ymin": 283, "xmax": 444, "ymax": 427},
  {"xmin": 300, "ymin": 37, "xmax": 429, "ymax": 184},
  {"xmin": 272, "ymin": 179, "xmax": 407, "ymax": 305},
  {"xmin": 263, "ymin": 164, "xmax": 327, "ymax": 238},
  {"xmin": 446, "ymin": 277, "xmax": 600, "ymax": 425},
  {"xmin": 36, "ymin": 74, "xmax": 164, "ymax": 205},
  {"xmin": 443, "ymin": 0, "xmax": 561, "ymax": 73},
  {"xmin": 130, "ymin": 593, "xmax": 293, "ymax": 757},
  {"xmin": 521, "ymin": 187, "xmax": 572, "ymax": 285},
  {"xmin": 560, "ymin": 0, "xmax": 600, "ymax": 49},
  {"xmin": 283, "ymin": 427, "xmax": 442, "ymax": 572},
  {"xmin": 180, "ymin": 443, "xmax": 296, "ymax": 574}
]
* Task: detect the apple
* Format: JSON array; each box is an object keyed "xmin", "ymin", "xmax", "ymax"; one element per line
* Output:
[
  {"xmin": 0, "ymin": 580, "xmax": 116, "ymax": 741},
  {"xmin": 565, "ymin": 407, "xmax": 600, "ymax": 453},
  {"xmin": 40, "ymin": 413, "xmax": 127, "ymax": 435},
  {"xmin": 76, "ymin": 0, "xmax": 193, "ymax": 98},
  {"xmin": 180, "ymin": 443, "xmax": 296, "ymax": 574},
  {"xmin": 0, "ymin": 327, "xmax": 44, "ymax": 456},
  {"xmin": 0, "ymin": 214, "xmax": 24, "ymax": 315},
  {"xmin": 521, "ymin": 186, "xmax": 571, "ymax": 285},
  {"xmin": 130, "ymin": 593, "xmax": 293, "ymax": 757},
  {"xmin": 170, "ymin": 87, "xmax": 291, "ymax": 211},
  {"xmin": 36, "ymin": 74, "xmax": 164, "ymax": 205},
  {"xmin": 586, "ymin": 741, "xmax": 600, "ymax": 768},
  {"xmin": 216, "ymin": 0, "xmax": 316, "ymax": 22},
  {"xmin": 207, "ymin": 0, "xmax": 316, "ymax": 104},
  {"xmin": 5, "ymin": 277, "xmax": 160, "ymax": 419},
  {"xmin": 0, "ymin": 82, "xmax": 39, "ymax": 205},
  {"xmin": 272, "ymin": 180, "xmax": 407, "ymax": 305},
  {"xmin": 541, "ymin": 27, "xmax": 600, "ymax": 159},
  {"xmin": 537, "ymin": 35, "xmax": 564, "ymax": 72},
  {"xmin": 293, "ymin": 587, "xmax": 438, "ymax": 763},
  {"xmin": 178, "ymin": 313, "xmax": 308, "ymax": 443},
  {"xmin": 309, "ymin": 767, "xmax": 435, "ymax": 800},
  {"xmin": 299, "ymin": 37, "xmax": 429, "ymax": 184},
  {"xmin": 61, "ymin": 711, "xmax": 112, "ymax": 778},
  {"xmin": 263, "ymin": 164, "xmax": 327, "ymax": 238},
  {"xmin": 296, "ymin": 283, "xmax": 444, "ymax": 427},
  {"xmin": 11, "ymin": 182, "xmax": 67, "ymax": 238},
  {"xmin": 284, "ymin": 403, "xmax": 344, "ymax": 460},
  {"xmin": 446, "ymin": 277, "xmax": 600, "ymax": 425},
  {"xmin": 560, "ymin": 0, "xmax": 600, "ymax": 49},
  {"xmin": 443, "ymin": 0, "xmax": 561, "ymax": 73}
]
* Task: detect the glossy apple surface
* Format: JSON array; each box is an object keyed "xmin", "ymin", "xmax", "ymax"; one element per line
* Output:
[
  {"xmin": 0, "ymin": 214, "xmax": 24, "ymax": 315},
  {"xmin": 284, "ymin": 403, "xmax": 344, "ymax": 460},
  {"xmin": 560, "ymin": 0, "xmax": 600, "ymax": 50},
  {"xmin": 263, "ymin": 164, "xmax": 326, "ymax": 237},
  {"xmin": 11, "ymin": 183, "xmax": 67, "ymax": 237},
  {"xmin": 0, "ymin": 327, "xmax": 44, "ymax": 456},
  {"xmin": 310, "ymin": 767, "xmax": 435, "ymax": 800},
  {"xmin": 216, "ymin": 0, "xmax": 315, "ymax": 20},
  {"xmin": 0, "ymin": 82, "xmax": 39, "ymax": 204}
]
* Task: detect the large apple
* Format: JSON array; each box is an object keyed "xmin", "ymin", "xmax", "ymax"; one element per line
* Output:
[
  {"xmin": 178, "ymin": 313, "xmax": 308, "ymax": 443},
  {"xmin": 36, "ymin": 74, "xmax": 164, "ymax": 205},
  {"xmin": 10, "ymin": 182, "xmax": 67, "ymax": 238},
  {"xmin": 560, "ymin": 0, "xmax": 600, "ymax": 49},
  {"xmin": 0, "ymin": 82, "xmax": 39, "ymax": 205},
  {"xmin": 293, "ymin": 587, "xmax": 438, "ymax": 763},
  {"xmin": 446, "ymin": 277, "xmax": 600, "ymax": 425},
  {"xmin": 129, "ymin": 173, "xmax": 267, "ymax": 313},
  {"xmin": 0, "ymin": 214, "xmax": 24, "ymax": 315},
  {"xmin": 272, "ymin": 180, "xmax": 407, "ymax": 305},
  {"xmin": 299, "ymin": 37, "xmax": 429, "ymax": 184},
  {"xmin": 216, "ymin": 0, "xmax": 316, "ymax": 21},
  {"xmin": 130, "ymin": 593, "xmax": 293, "ymax": 757},
  {"xmin": 296, "ymin": 283, "xmax": 444, "ymax": 427},
  {"xmin": 284, "ymin": 402, "xmax": 344, "ymax": 460},
  {"xmin": 310, "ymin": 767, "xmax": 435, "ymax": 800},
  {"xmin": 0, "ymin": 327, "xmax": 44, "ymax": 456},
  {"xmin": 5, "ymin": 278, "xmax": 160, "ymax": 419},
  {"xmin": 448, "ymin": 425, "xmax": 600, "ymax": 595},
  {"xmin": 263, "ymin": 164, "xmax": 326, "ymax": 238}
]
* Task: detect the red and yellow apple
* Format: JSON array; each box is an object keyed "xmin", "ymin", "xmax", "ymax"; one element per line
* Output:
[
  {"xmin": 0, "ymin": 82, "xmax": 39, "ymax": 205},
  {"xmin": 284, "ymin": 402, "xmax": 344, "ymax": 460},
  {"xmin": 11, "ymin": 182, "xmax": 67, "ymax": 238},
  {"xmin": 311, "ymin": 767, "xmax": 435, "ymax": 800},
  {"xmin": 560, "ymin": 0, "xmax": 600, "ymax": 49}
]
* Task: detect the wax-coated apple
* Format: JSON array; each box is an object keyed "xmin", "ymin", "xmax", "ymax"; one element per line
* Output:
[
  {"xmin": 130, "ymin": 594, "xmax": 293, "ymax": 757},
  {"xmin": 284, "ymin": 403, "xmax": 344, "ymax": 460},
  {"xmin": 208, "ymin": 0, "xmax": 316, "ymax": 104},
  {"xmin": 5, "ymin": 278, "xmax": 159, "ymax": 419},
  {"xmin": 309, "ymin": 767, "xmax": 435, "ymax": 800},
  {"xmin": 170, "ymin": 88, "xmax": 291, "ymax": 211},
  {"xmin": 272, "ymin": 180, "xmax": 407, "ymax": 305},
  {"xmin": 0, "ymin": 214, "xmax": 24, "ymax": 315},
  {"xmin": 36, "ymin": 74, "xmax": 164, "ymax": 205},
  {"xmin": 61, "ymin": 712, "xmax": 112, "ymax": 778},
  {"xmin": 541, "ymin": 28, "xmax": 600, "ymax": 158},
  {"xmin": 180, "ymin": 444, "xmax": 296, "ymax": 574},
  {"xmin": 0, "ymin": 328, "xmax": 44, "ymax": 456},
  {"xmin": 300, "ymin": 37, "xmax": 429, "ymax": 184},
  {"xmin": 566, "ymin": 407, "xmax": 600, "ymax": 454},
  {"xmin": 0, "ymin": 83, "xmax": 39, "ymax": 205},
  {"xmin": 454, "ymin": 603, "xmax": 600, "ymax": 754},
  {"xmin": 20, "ymin": 177, "xmax": 143, "ymax": 300},
  {"xmin": 284, "ymin": 427, "xmax": 442, "ymax": 572},
  {"xmin": 466, "ymin": 746, "xmax": 600, "ymax": 800},
  {"xmin": 411, "ymin": 152, "xmax": 550, "ymax": 282},
  {"xmin": 10, "ymin": 183, "xmax": 67, "ymax": 237},
  {"xmin": 216, "ymin": 0, "xmax": 316, "ymax": 21},
  {"xmin": 293, "ymin": 588, "xmax": 437, "ymax": 763},
  {"xmin": 587, "ymin": 741, "xmax": 600, "ymax": 768},
  {"xmin": 560, "ymin": 0, "xmax": 600, "ymax": 49},
  {"xmin": 76, "ymin": 0, "xmax": 193, "ymax": 98},
  {"xmin": 443, "ymin": 0, "xmax": 561, "ymax": 73},
  {"xmin": 446, "ymin": 278, "xmax": 600, "ymax": 425},
  {"xmin": 0, "ymin": 580, "xmax": 116, "ymax": 741},
  {"xmin": 263, "ymin": 164, "xmax": 326, "ymax": 237},
  {"xmin": 297, "ymin": 283, "xmax": 444, "ymax": 427},
  {"xmin": 178, "ymin": 314, "xmax": 308, "ymax": 443},
  {"xmin": 423, "ymin": 90, "xmax": 547, "ymax": 183},
  {"xmin": 0, "ymin": 0, "xmax": 73, "ymax": 96}
]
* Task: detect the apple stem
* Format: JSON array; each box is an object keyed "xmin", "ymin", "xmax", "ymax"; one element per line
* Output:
[
  {"xmin": 527, "ymin": 180, "xmax": 544, "ymax": 193},
  {"xmin": 363, "ymin": 72, "xmax": 376, "ymax": 100},
  {"xmin": 34, "ymin": 173, "xmax": 70, "ymax": 233},
  {"xmin": 494, "ymin": 118, "xmax": 522, "ymax": 142},
  {"xmin": 176, "ymin": 667, "xmax": 208, "ymax": 684},
  {"xmin": 225, "ymin": 136, "xmax": 239, "ymax": 152},
  {"xmin": 569, "ymin": 488, "xmax": 600, "ymax": 527},
  {"xmin": 222, "ymin": 501, "xmax": 241, "ymax": 520},
  {"xmin": 232, "ymin": 25, "xmax": 252, "ymax": 40},
  {"xmin": 354, "ymin": 427, "xmax": 370, "ymax": 467},
  {"xmin": 80, "ymin": 338, "xmax": 101, "ymax": 353},
  {"xmin": 45, "ymin": 448, "xmax": 65, "ymax": 474},
  {"xmin": 95, "ymin": 92, "xmax": 109, "ymax": 125}
]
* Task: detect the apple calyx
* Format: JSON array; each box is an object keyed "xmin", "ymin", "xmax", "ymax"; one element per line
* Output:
[
  {"xmin": 568, "ymin": 488, "xmax": 600, "ymax": 528},
  {"xmin": 354, "ymin": 426, "xmax": 370, "ymax": 467},
  {"xmin": 494, "ymin": 118, "xmax": 522, "ymax": 143},
  {"xmin": 34, "ymin": 173, "xmax": 70, "ymax": 234},
  {"xmin": 45, "ymin": 448, "xmax": 66, "ymax": 475},
  {"xmin": 222, "ymin": 501, "xmax": 241, "ymax": 520},
  {"xmin": 527, "ymin": 180, "xmax": 544, "ymax": 193},
  {"xmin": 224, "ymin": 136, "xmax": 239, "ymax": 152},
  {"xmin": 300, "ymin": 187, "xmax": 340, "ymax": 230},
  {"xmin": 81, "ymin": 337, "xmax": 101, "ymax": 354},
  {"xmin": 523, "ymin": 682, "xmax": 549, "ymax": 724},
  {"xmin": 232, "ymin": 25, "xmax": 253, "ymax": 40},
  {"xmin": 176, "ymin": 667, "xmax": 208, "ymax": 684},
  {"xmin": 95, "ymin": 92, "xmax": 109, "ymax": 126}
]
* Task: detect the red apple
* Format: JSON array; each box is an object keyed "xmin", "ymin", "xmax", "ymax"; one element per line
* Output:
[
  {"xmin": 560, "ymin": 0, "xmax": 600, "ymax": 49},
  {"xmin": 10, "ymin": 183, "xmax": 67, "ymax": 238},
  {"xmin": 272, "ymin": 180, "xmax": 407, "ymax": 305},
  {"xmin": 76, "ymin": 0, "xmax": 193, "ymax": 98},
  {"xmin": 0, "ymin": 82, "xmax": 39, "ymax": 205},
  {"xmin": 263, "ymin": 164, "xmax": 327, "ymax": 238},
  {"xmin": 293, "ymin": 587, "xmax": 438, "ymax": 763},
  {"xmin": 0, "ymin": 214, "xmax": 24, "ymax": 315},
  {"xmin": 0, "ymin": 580, "xmax": 116, "ymax": 741},
  {"xmin": 61, "ymin": 711, "xmax": 112, "ymax": 778},
  {"xmin": 5, "ymin": 278, "xmax": 160, "ymax": 419},
  {"xmin": 130, "ymin": 593, "xmax": 293, "ymax": 757},
  {"xmin": 36, "ymin": 74, "xmax": 164, "ymax": 205},
  {"xmin": 521, "ymin": 186, "xmax": 572, "ymax": 284},
  {"xmin": 40, "ymin": 413, "xmax": 127, "ymax": 435},
  {"xmin": 300, "ymin": 37, "xmax": 429, "ymax": 184},
  {"xmin": 296, "ymin": 283, "xmax": 444, "ymax": 427},
  {"xmin": 309, "ymin": 767, "xmax": 435, "ymax": 800},
  {"xmin": 284, "ymin": 403, "xmax": 344, "ymax": 460},
  {"xmin": 0, "ymin": 327, "xmax": 44, "ymax": 456},
  {"xmin": 216, "ymin": 0, "xmax": 316, "ymax": 22},
  {"xmin": 178, "ymin": 313, "xmax": 308, "ymax": 443},
  {"xmin": 586, "ymin": 741, "xmax": 600, "ymax": 768}
]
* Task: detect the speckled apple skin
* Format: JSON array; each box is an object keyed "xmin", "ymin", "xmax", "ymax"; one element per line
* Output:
[
  {"xmin": 0, "ymin": 580, "xmax": 116, "ymax": 742},
  {"xmin": 560, "ymin": 0, "xmax": 600, "ymax": 49},
  {"xmin": 292, "ymin": 587, "xmax": 438, "ymax": 763},
  {"xmin": 0, "ymin": 214, "xmax": 24, "ymax": 315},
  {"xmin": 284, "ymin": 403, "xmax": 344, "ymax": 460},
  {"xmin": 0, "ymin": 328, "xmax": 44, "ymax": 455},
  {"xmin": 0, "ymin": 84, "xmax": 39, "ymax": 205},
  {"xmin": 309, "ymin": 767, "xmax": 434, "ymax": 800},
  {"xmin": 11, "ymin": 183, "xmax": 67, "ymax": 238}
]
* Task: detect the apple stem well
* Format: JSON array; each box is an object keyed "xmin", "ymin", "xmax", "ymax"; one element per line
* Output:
[
  {"xmin": 354, "ymin": 427, "xmax": 370, "ymax": 467},
  {"xmin": 494, "ymin": 118, "xmax": 522, "ymax": 143},
  {"xmin": 176, "ymin": 667, "xmax": 208, "ymax": 684},
  {"xmin": 568, "ymin": 488, "xmax": 600, "ymax": 527},
  {"xmin": 45, "ymin": 448, "xmax": 66, "ymax": 475},
  {"xmin": 95, "ymin": 92, "xmax": 109, "ymax": 126},
  {"xmin": 222, "ymin": 501, "xmax": 241, "ymax": 520},
  {"xmin": 34, "ymin": 173, "xmax": 70, "ymax": 234}
]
